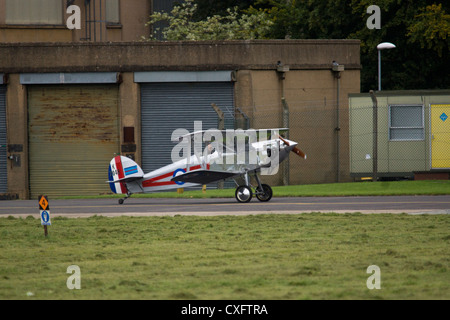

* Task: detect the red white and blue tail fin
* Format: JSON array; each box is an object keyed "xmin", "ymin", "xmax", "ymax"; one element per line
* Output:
[{"xmin": 108, "ymin": 156, "xmax": 144, "ymax": 194}]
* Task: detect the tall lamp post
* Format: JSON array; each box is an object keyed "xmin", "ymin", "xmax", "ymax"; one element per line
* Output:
[{"xmin": 377, "ymin": 42, "xmax": 396, "ymax": 91}]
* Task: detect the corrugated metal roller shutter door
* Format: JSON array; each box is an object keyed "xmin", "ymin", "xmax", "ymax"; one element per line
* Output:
[
  {"xmin": 28, "ymin": 85, "xmax": 119, "ymax": 198},
  {"xmin": 0, "ymin": 86, "xmax": 6, "ymax": 193},
  {"xmin": 141, "ymin": 82, "xmax": 234, "ymax": 182}
]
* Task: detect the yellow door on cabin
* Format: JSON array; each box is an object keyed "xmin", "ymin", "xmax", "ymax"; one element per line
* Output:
[{"xmin": 431, "ymin": 104, "xmax": 450, "ymax": 168}]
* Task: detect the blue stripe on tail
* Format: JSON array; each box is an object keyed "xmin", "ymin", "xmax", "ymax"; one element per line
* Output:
[
  {"xmin": 124, "ymin": 165, "xmax": 138, "ymax": 176},
  {"xmin": 108, "ymin": 164, "xmax": 117, "ymax": 194}
]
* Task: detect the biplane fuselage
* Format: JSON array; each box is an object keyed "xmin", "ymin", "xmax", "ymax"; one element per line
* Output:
[{"xmin": 108, "ymin": 129, "xmax": 305, "ymax": 203}]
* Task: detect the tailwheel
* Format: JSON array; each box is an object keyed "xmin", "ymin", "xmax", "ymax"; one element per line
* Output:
[
  {"xmin": 118, "ymin": 192, "xmax": 132, "ymax": 205},
  {"xmin": 235, "ymin": 185, "xmax": 253, "ymax": 203},
  {"xmin": 255, "ymin": 184, "xmax": 273, "ymax": 202}
]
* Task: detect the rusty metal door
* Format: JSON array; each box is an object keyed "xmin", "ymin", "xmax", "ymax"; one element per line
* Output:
[
  {"xmin": 0, "ymin": 85, "xmax": 6, "ymax": 193},
  {"xmin": 28, "ymin": 85, "xmax": 119, "ymax": 198}
]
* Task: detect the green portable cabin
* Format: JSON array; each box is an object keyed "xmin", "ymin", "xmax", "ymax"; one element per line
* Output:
[{"xmin": 349, "ymin": 90, "xmax": 450, "ymax": 180}]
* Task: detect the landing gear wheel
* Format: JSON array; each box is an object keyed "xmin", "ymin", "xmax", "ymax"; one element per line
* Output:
[
  {"xmin": 118, "ymin": 192, "xmax": 132, "ymax": 205},
  {"xmin": 256, "ymin": 184, "xmax": 273, "ymax": 202},
  {"xmin": 235, "ymin": 185, "xmax": 253, "ymax": 203}
]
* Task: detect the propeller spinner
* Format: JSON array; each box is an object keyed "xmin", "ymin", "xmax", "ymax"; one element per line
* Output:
[{"xmin": 278, "ymin": 135, "xmax": 307, "ymax": 160}]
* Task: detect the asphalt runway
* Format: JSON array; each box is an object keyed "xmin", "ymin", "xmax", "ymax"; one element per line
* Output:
[{"xmin": 1, "ymin": 195, "xmax": 449, "ymax": 218}]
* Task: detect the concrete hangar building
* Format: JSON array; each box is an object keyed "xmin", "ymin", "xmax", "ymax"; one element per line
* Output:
[{"xmin": 0, "ymin": 0, "xmax": 360, "ymax": 199}]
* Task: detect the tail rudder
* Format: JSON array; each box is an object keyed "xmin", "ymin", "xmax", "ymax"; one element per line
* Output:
[
  {"xmin": 108, "ymin": 162, "xmax": 127, "ymax": 194},
  {"xmin": 108, "ymin": 156, "xmax": 144, "ymax": 194}
]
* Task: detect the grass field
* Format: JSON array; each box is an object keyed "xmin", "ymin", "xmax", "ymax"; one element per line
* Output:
[{"xmin": 0, "ymin": 213, "xmax": 448, "ymax": 300}]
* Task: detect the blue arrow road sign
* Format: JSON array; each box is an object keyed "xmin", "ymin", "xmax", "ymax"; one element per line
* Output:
[{"xmin": 41, "ymin": 210, "xmax": 51, "ymax": 226}]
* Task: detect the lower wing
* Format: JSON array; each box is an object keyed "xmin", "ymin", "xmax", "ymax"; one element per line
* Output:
[{"xmin": 170, "ymin": 169, "xmax": 239, "ymax": 184}]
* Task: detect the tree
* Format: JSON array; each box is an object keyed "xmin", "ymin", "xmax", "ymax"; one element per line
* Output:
[
  {"xmin": 247, "ymin": 0, "xmax": 360, "ymax": 39},
  {"xmin": 192, "ymin": 0, "xmax": 256, "ymax": 21},
  {"xmin": 145, "ymin": 0, "xmax": 450, "ymax": 91},
  {"xmin": 347, "ymin": 0, "xmax": 450, "ymax": 91},
  {"xmin": 250, "ymin": 0, "xmax": 450, "ymax": 91},
  {"xmin": 407, "ymin": 3, "xmax": 450, "ymax": 57},
  {"xmin": 144, "ymin": 0, "xmax": 272, "ymax": 41}
]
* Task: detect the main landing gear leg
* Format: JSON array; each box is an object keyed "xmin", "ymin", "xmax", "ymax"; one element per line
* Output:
[
  {"xmin": 235, "ymin": 172, "xmax": 252, "ymax": 203},
  {"xmin": 234, "ymin": 173, "xmax": 273, "ymax": 203},
  {"xmin": 254, "ymin": 173, "xmax": 272, "ymax": 202},
  {"xmin": 118, "ymin": 192, "xmax": 132, "ymax": 205}
]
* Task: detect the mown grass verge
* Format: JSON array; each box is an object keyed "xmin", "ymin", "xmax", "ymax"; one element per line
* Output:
[{"xmin": 0, "ymin": 213, "xmax": 448, "ymax": 300}]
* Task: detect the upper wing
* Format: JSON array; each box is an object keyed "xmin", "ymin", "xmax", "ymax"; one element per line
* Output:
[
  {"xmin": 176, "ymin": 128, "xmax": 289, "ymax": 142},
  {"xmin": 170, "ymin": 169, "xmax": 239, "ymax": 184}
]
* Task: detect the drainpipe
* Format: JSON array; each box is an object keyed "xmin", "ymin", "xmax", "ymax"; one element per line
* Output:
[
  {"xmin": 332, "ymin": 61, "xmax": 344, "ymax": 182},
  {"xmin": 211, "ymin": 103, "xmax": 225, "ymax": 189},
  {"xmin": 277, "ymin": 61, "xmax": 290, "ymax": 186},
  {"xmin": 369, "ymin": 90, "xmax": 378, "ymax": 181}
]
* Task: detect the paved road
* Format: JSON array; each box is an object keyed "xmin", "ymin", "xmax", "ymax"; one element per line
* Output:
[{"xmin": 1, "ymin": 195, "xmax": 449, "ymax": 218}]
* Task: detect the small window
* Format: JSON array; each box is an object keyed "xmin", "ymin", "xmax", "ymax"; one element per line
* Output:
[
  {"xmin": 6, "ymin": 0, "xmax": 63, "ymax": 25},
  {"xmin": 106, "ymin": 0, "xmax": 120, "ymax": 24},
  {"xmin": 123, "ymin": 127, "xmax": 135, "ymax": 143},
  {"xmin": 389, "ymin": 105, "xmax": 424, "ymax": 141}
]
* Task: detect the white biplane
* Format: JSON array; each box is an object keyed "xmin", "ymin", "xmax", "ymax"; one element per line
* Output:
[{"xmin": 108, "ymin": 128, "xmax": 306, "ymax": 204}]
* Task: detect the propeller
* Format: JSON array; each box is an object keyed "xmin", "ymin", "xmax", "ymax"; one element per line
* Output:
[{"xmin": 278, "ymin": 135, "xmax": 307, "ymax": 159}]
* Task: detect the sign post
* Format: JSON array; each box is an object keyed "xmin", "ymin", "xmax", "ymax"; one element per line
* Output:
[{"xmin": 39, "ymin": 195, "xmax": 51, "ymax": 237}]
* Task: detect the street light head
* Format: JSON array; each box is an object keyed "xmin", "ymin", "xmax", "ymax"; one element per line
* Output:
[
  {"xmin": 377, "ymin": 42, "xmax": 396, "ymax": 50},
  {"xmin": 377, "ymin": 42, "xmax": 395, "ymax": 91}
]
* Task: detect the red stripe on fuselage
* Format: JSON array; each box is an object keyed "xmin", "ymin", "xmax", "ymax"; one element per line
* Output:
[
  {"xmin": 142, "ymin": 164, "xmax": 208, "ymax": 188},
  {"xmin": 142, "ymin": 181, "xmax": 176, "ymax": 187},
  {"xmin": 144, "ymin": 171, "xmax": 175, "ymax": 184}
]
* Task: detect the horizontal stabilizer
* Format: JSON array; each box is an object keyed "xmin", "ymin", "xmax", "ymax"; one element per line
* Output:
[
  {"xmin": 106, "ymin": 176, "xmax": 142, "ymax": 184},
  {"xmin": 171, "ymin": 169, "xmax": 238, "ymax": 184}
]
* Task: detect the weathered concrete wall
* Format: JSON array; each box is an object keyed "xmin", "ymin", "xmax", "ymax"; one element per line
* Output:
[
  {"xmin": 0, "ymin": 40, "xmax": 360, "ymax": 73},
  {"xmin": 234, "ymin": 68, "xmax": 360, "ymax": 185},
  {"xmin": 5, "ymin": 74, "xmax": 29, "ymax": 199},
  {"xmin": 119, "ymin": 72, "xmax": 141, "ymax": 165}
]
